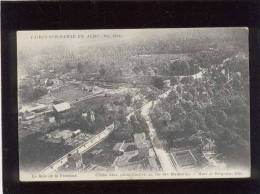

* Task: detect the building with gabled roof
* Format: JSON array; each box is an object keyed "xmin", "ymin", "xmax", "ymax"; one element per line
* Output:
[
  {"xmin": 133, "ymin": 132, "xmax": 151, "ymax": 157},
  {"xmin": 53, "ymin": 102, "xmax": 71, "ymax": 113},
  {"xmin": 53, "ymin": 102, "xmax": 72, "ymax": 124}
]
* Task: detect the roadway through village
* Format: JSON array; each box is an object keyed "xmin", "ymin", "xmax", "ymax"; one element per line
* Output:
[
  {"xmin": 138, "ymin": 69, "xmax": 206, "ymax": 172},
  {"xmin": 40, "ymin": 70, "xmax": 205, "ymax": 174},
  {"xmin": 140, "ymin": 88, "xmax": 178, "ymax": 173}
]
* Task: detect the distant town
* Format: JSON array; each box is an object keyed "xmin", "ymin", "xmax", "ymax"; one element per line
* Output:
[{"xmin": 18, "ymin": 29, "xmax": 250, "ymax": 178}]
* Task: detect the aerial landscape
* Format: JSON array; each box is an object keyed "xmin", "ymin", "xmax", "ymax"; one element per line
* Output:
[{"xmin": 17, "ymin": 28, "xmax": 250, "ymax": 180}]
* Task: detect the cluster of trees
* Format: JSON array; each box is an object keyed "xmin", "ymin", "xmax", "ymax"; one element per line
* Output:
[
  {"xmin": 69, "ymin": 106, "xmax": 106, "ymax": 133},
  {"xmin": 150, "ymin": 50, "xmax": 250, "ymax": 167},
  {"xmin": 206, "ymin": 94, "xmax": 250, "ymax": 166},
  {"xmin": 69, "ymin": 99, "xmax": 132, "ymax": 134},
  {"xmin": 113, "ymin": 117, "xmax": 133, "ymax": 140},
  {"xmin": 19, "ymin": 83, "xmax": 48, "ymax": 103},
  {"xmin": 129, "ymin": 112, "xmax": 148, "ymax": 134},
  {"xmin": 151, "ymin": 87, "xmax": 249, "ymax": 166},
  {"xmin": 150, "ymin": 97, "xmax": 206, "ymax": 147},
  {"xmin": 140, "ymin": 86, "xmax": 163, "ymax": 101},
  {"xmin": 190, "ymin": 45, "xmax": 248, "ymax": 72},
  {"xmin": 112, "ymin": 111, "xmax": 149, "ymax": 141},
  {"xmin": 98, "ymin": 64, "xmax": 124, "ymax": 83},
  {"xmin": 190, "ymin": 50, "xmax": 228, "ymax": 69},
  {"xmin": 112, "ymin": 94, "xmax": 149, "ymax": 140},
  {"xmin": 152, "ymin": 77, "xmax": 164, "ymax": 90},
  {"xmin": 168, "ymin": 59, "xmax": 200, "ymax": 76},
  {"xmin": 69, "ymin": 91, "xmax": 146, "ymax": 139}
]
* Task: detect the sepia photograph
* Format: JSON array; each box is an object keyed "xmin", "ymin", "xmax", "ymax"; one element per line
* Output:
[{"xmin": 17, "ymin": 28, "xmax": 250, "ymax": 181}]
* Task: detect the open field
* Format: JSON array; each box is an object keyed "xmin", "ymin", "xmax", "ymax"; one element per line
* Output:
[
  {"xmin": 36, "ymin": 84, "xmax": 90, "ymax": 104},
  {"xmin": 52, "ymin": 85, "xmax": 91, "ymax": 102}
]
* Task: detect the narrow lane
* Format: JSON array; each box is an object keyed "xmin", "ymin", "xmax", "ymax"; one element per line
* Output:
[{"xmin": 141, "ymin": 99, "xmax": 177, "ymax": 172}]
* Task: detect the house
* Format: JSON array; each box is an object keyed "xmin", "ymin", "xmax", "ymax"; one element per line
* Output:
[
  {"xmin": 90, "ymin": 149, "xmax": 103, "ymax": 156},
  {"xmin": 53, "ymin": 102, "xmax": 71, "ymax": 112},
  {"xmin": 48, "ymin": 116, "xmax": 56, "ymax": 123},
  {"xmin": 163, "ymin": 79, "xmax": 171, "ymax": 88},
  {"xmin": 134, "ymin": 133, "xmax": 150, "ymax": 149},
  {"xmin": 53, "ymin": 102, "xmax": 72, "ymax": 124},
  {"xmin": 113, "ymin": 142, "xmax": 125, "ymax": 152},
  {"xmin": 82, "ymin": 112, "xmax": 88, "ymax": 120},
  {"xmin": 46, "ymin": 129, "xmax": 73, "ymax": 143},
  {"xmin": 134, "ymin": 133, "xmax": 150, "ymax": 157},
  {"xmin": 72, "ymin": 129, "xmax": 81, "ymax": 137}
]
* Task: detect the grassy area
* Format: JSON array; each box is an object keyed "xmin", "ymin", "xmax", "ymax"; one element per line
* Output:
[{"xmin": 52, "ymin": 85, "xmax": 91, "ymax": 102}]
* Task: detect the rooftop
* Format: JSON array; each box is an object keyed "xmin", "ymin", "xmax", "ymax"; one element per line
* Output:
[
  {"xmin": 53, "ymin": 102, "xmax": 71, "ymax": 112},
  {"xmin": 113, "ymin": 142, "xmax": 124, "ymax": 152},
  {"xmin": 49, "ymin": 129, "xmax": 72, "ymax": 139},
  {"xmin": 133, "ymin": 132, "xmax": 150, "ymax": 149},
  {"xmin": 20, "ymin": 104, "xmax": 47, "ymax": 113}
]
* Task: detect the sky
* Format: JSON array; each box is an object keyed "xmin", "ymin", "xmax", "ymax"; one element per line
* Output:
[
  {"xmin": 17, "ymin": 27, "xmax": 248, "ymax": 55},
  {"xmin": 17, "ymin": 27, "xmax": 248, "ymax": 79}
]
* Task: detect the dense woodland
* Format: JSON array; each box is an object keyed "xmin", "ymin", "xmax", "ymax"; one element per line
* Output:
[{"xmin": 150, "ymin": 51, "xmax": 249, "ymax": 167}]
